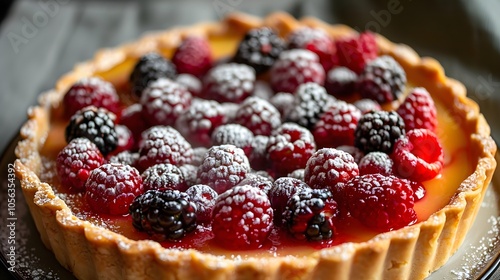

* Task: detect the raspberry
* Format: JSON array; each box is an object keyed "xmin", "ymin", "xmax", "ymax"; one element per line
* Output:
[
  {"xmin": 185, "ymin": 184, "xmax": 218, "ymax": 224},
  {"xmin": 119, "ymin": 104, "xmax": 148, "ymax": 145},
  {"xmin": 335, "ymin": 31, "xmax": 378, "ymax": 74},
  {"xmin": 266, "ymin": 123, "xmax": 316, "ymax": 177},
  {"xmin": 358, "ymin": 152, "xmax": 394, "ymax": 176},
  {"xmin": 220, "ymin": 102, "xmax": 240, "ymax": 123},
  {"xmin": 410, "ymin": 181, "xmax": 426, "ymax": 201},
  {"xmin": 270, "ymin": 49, "xmax": 325, "ymax": 93},
  {"xmin": 108, "ymin": 151, "xmax": 139, "ymax": 168},
  {"xmin": 110, "ymin": 125, "xmax": 134, "ymax": 155},
  {"xmin": 178, "ymin": 164, "xmax": 198, "ymax": 187},
  {"xmin": 268, "ymin": 177, "xmax": 309, "ymax": 226},
  {"xmin": 175, "ymin": 99, "xmax": 227, "ymax": 147},
  {"xmin": 212, "ymin": 185, "xmax": 273, "ymax": 249},
  {"xmin": 286, "ymin": 83, "xmax": 333, "ymax": 129},
  {"xmin": 343, "ymin": 174, "xmax": 416, "ymax": 231},
  {"xmin": 288, "ymin": 169, "xmax": 305, "ymax": 181},
  {"xmin": 140, "ymin": 78, "xmax": 192, "ymax": 126},
  {"xmin": 249, "ymin": 135, "xmax": 270, "ymax": 171},
  {"xmin": 142, "ymin": 163, "xmax": 188, "ymax": 192},
  {"xmin": 325, "ymin": 67, "xmax": 358, "ymax": 96},
  {"xmin": 237, "ymin": 173, "xmax": 274, "ymax": 196},
  {"xmin": 287, "ymin": 27, "xmax": 335, "ymax": 71},
  {"xmin": 313, "ymin": 101, "xmax": 362, "ymax": 148},
  {"xmin": 396, "ymin": 87, "xmax": 438, "ymax": 132},
  {"xmin": 336, "ymin": 145, "xmax": 365, "ymax": 164},
  {"xmin": 304, "ymin": 148, "xmax": 359, "ymax": 191},
  {"xmin": 354, "ymin": 110, "xmax": 406, "ymax": 154},
  {"xmin": 130, "ymin": 189, "xmax": 197, "ymax": 241},
  {"xmin": 211, "ymin": 124, "xmax": 254, "ymax": 157},
  {"xmin": 233, "ymin": 27, "xmax": 285, "ymax": 74},
  {"xmin": 172, "ymin": 36, "xmax": 212, "ymax": 77},
  {"xmin": 202, "ymin": 63, "xmax": 255, "ymax": 103},
  {"xmin": 269, "ymin": 92, "xmax": 294, "ymax": 118},
  {"xmin": 357, "ymin": 55, "xmax": 407, "ymax": 103},
  {"xmin": 175, "ymin": 74, "xmax": 202, "ymax": 97},
  {"xmin": 85, "ymin": 163, "xmax": 143, "ymax": 215},
  {"xmin": 253, "ymin": 80, "xmax": 274, "ymax": 100},
  {"xmin": 353, "ymin": 98, "xmax": 381, "ymax": 114},
  {"xmin": 234, "ymin": 96, "xmax": 281, "ymax": 136},
  {"xmin": 56, "ymin": 138, "xmax": 104, "ymax": 193},
  {"xmin": 65, "ymin": 106, "xmax": 118, "ymax": 156},
  {"xmin": 191, "ymin": 147, "xmax": 208, "ymax": 166},
  {"xmin": 138, "ymin": 126, "xmax": 193, "ymax": 170},
  {"xmin": 283, "ymin": 188, "xmax": 338, "ymax": 241},
  {"xmin": 197, "ymin": 145, "xmax": 251, "ymax": 194},
  {"xmin": 63, "ymin": 77, "xmax": 120, "ymax": 117},
  {"xmin": 130, "ymin": 52, "xmax": 176, "ymax": 97},
  {"xmin": 392, "ymin": 128, "xmax": 443, "ymax": 181}
]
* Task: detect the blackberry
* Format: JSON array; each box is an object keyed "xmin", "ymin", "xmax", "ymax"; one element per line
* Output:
[
  {"xmin": 130, "ymin": 52, "xmax": 176, "ymax": 97},
  {"xmin": 233, "ymin": 27, "xmax": 285, "ymax": 74},
  {"xmin": 130, "ymin": 189, "xmax": 197, "ymax": 241},
  {"xmin": 357, "ymin": 55, "xmax": 407, "ymax": 103},
  {"xmin": 286, "ymin": 82, "xmax": 333, "ymax": 129},
  {"xmin": 65, "ymin": 106, "xmax": 118, "ymax": 156},
  {"xmin": 283, "ymin": 188, "xmax": 338, "ymax": 241},
  {"xmin": 354, "ymin": 110, "xmax": 405, "ymax": 154}
]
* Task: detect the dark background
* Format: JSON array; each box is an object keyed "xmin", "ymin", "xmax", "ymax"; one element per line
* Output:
[{"xmin": 1, "ymin": 0, "xmax": 499, "ymax": 279}]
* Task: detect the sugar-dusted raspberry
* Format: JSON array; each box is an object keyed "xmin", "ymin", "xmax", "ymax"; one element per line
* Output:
[
  {"xmin": 335, "ymin": 31, "xmax": 378, "ymax": 74},
  {"xmin": 63, "ymin": 77, "xmax": 120, "ymax": 117},
  {"xmin": 108, "ymin": 151, "xmax": 139, "ymax": 168},
  {"xmin": 392, "ymin": 128, "xmax": 443, "ymax": 181},
  {"xmin": 119, "ymin": 104, "xmax": 148, "ymax": 145},
  {"xmin": 138, "ymin": 126, "xmax": 193, "ymax": 171},
  {"xmin": 220, "ymin": 102, "xmax": 240, "ymax": 123},
  {"xmin": 172, "ymin": 36, "xmax": 212, "ymax": 77},
  {"xmin": 175, "ymin": 74, "xmax": 202, "ymax": 97},
  {"xmin": 85, "ymin": 163, "xmax": 143, "ymax": 215},
  {"xmin": 358, "ymin": 152, "xmax": 394, "ymax": 176},
  {"xmin": 253, "ymin": 80, "xmax": 274, "ymax": 100},
  {"xmin": 287, "ymin": 27, "xmax": 335, "ymax": 71},
  {"xmin": 185, "ymin": 184, "xmax": 218, "ymax": 224},
  {"xmin": 270, "ymin": 49, "xmax": 325, "ymax": 93},
  {"xmin": 343, "ymin": 174, "xmax": 416, "ymax": 231},
  {"xmin": 197, "ymin": 145, "xmax": 251, "ymax": 194},
  {"xmin": 353, "ymin": 98, "xmax": 381, "ymax": 114},
  {"xmin": 304, "ymin": 148, "xmax": 359, "ymax": 191},
  {"xmin": 234, "ymin": 96, "xmax": 281, "ymax": 136},
  {"xmin": 269, "ymin": 92, "xmax": 294, "ymax": 119},
  {"xmin": 191, "ymin": 147, "xmax": 208, "ymax": 166},
  {"xmin": 142, "ymin": 163, "xmax": 188, "ymax": 192},
  {"xmin": 283, "ymin": 188, "xmax": 338, "ymax": 241},
  {"xmin": 211, "ymin": 124, "xmax": 254, "ymax": 157},
  {"xmin": 396, "ymin": 87, "xmax": 438, "ymax": 132},
  {"xmin": 286, "ymin": 82, "xmax": 333, "ymax": 129},
  {"xmin": 237, "ymin": 173, "xmax": 273, "ymax": 196},
  {"xmin": 110, "ymin": 125, "xmax": 135, "ymax": 155},
  {"xmin": 249, "ymin": 135, "xmax": 270, "ymax": 171},
  {"xmin": 325, "ymin": 67, "xmax": 358, "ymax": 96},
  {"xmin": 202, "ymin": 63, "xmax": 255, "ymax": 103},
  {"xmin": 178, "ymin": 164, "xmax": 198, "ymax": 187},
  {"xmin": 56, "ymin": 138, "xmax": 104, "ymax": 193},
  {"xmin": 175, "ymin": 99, "xmax": 227, "ymax": 147},
  {"xmin": 233, "ymin": 27, "xmax": 286, "ymax": 74},
  {"xmin": 354, "ymin": 110, "xmax": 406, "ymax": 154},
  {"xmin": 287, "ymin": 169, "xmax": 305, "ymax": 181},
  {"xmin": 65, "ymin": 106, "xmax": 118, "ymax": 156},
  {"xmin": 268, "ymin": 177, "xmax": 309, "ymax": 225},
  {"xmin": 140, "ymin": 78, "xmax": 192, "ymax": 126},
  {"xmin": 130, "ymin": 189, "xmax": 196, "ymax": 241},
  {"xmin": 266, "ymin": 123, "xmax": 316, "ymax": 177},
  {"xmin": 212, "ymin": 185, "xmax": 273, "ymax": 249},
  {"xmin": 357, "ymin": 55, "xmax": 407, "ymax": 103},
  {"xmin": 130, "ymin": 52, "xmax": 176, "ymax": 97},
  {"xmin": 337, "ymin": 145, "xmax": 365, "ymax": 164},
  {"xmin": 313, "ymin": 101, "xmax": 362, "ymax": 148}
]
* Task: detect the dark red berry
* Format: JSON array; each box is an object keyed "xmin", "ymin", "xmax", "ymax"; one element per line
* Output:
[
  {"xmin": 142, "ymin": 163, "xmax": 188, "ymax": 192},
  {"xmin": 237, "ymin": 173, "xmax": 274, "ymax": 196},
  {"xmin": 269, "ymin": 92, "xmax": 295, "ymax": 119},
  {"xmin": 211, "ymin": 124, "xmax": 254, "ymax": 157},
  {"xmin": 335, "ymin": 32, "xmax": 378, "ymax": 74},
  {"xmin": 212, "ymin": 185, "xmax": 273, "ymax": 249},
  {"xmin": 336, "ymin": 145, "xmax": 365, "ymax": 164},
  {"xmin": 358, "ymin": 152, "xmax": 394, "ymax": 176},
  {"xmin": 178, "ymin": 164, "xmax": 198, "ymax": 187},
  {"xmin": 234, "ymin": 96, "xmax": 281, "ymax": 136},
  {"xmin": 288, "ymin": 27, "xmax": 335, "ymax": 71},
  {"xmin": 288, "ymin": 169, "xmax": 305, "ymax": 181},
  {"xmin": 85, "ymin": 163, "xmax": 143, "ymax": 215},
  {"xmin": 396, "ymin": 87, "xmax": 437, "ymax": 132},
  {"xmin": 172, "ymin": 36, "xmax": 212, "ymax": 77},
  {"xmin": 108, "ymin": 151, "xmax": 139, "ymax": 168},
  {"xmin": 130, "ymin": 52, "xmax": 176, "ymax": 97},
  {"xmin": 175, "ymin": 74, "xmax": 202, "ymax": 97},
  {"xmin": 63, "ymin": 77, "xmax": 120, "ymax": 117},
  {"xmin": 325, "ymin": 67, "xmax": 358, "ymax": 96},
  {"xmin": 202, "ymin": 63, "xmax": 255, "ymax": 103},
  {"xmin": 313, "ymin": 101, "xmax": 362, "ymax": 148},
  {"xmin": 185, "ymin": 184, "xmax": 218, "ymax": 224},
  {"xmin": 119, "ymin": 104, "xmax": 148, "ymax": 145},
  {"xmin": 110, "ymin": 125, "xmax": 135, "ymax": 155},
  {"xmin": 353, "ymin": 99, "xmax": 381, "ymax": 114},
  {"xmin": 354, "ymin": 110, "xmax": 406, "ymax": 154},
  {"xmin": 249, "ymin": 135, "xmax": 270, "ymax": 171},
  {"xmin": 191, "ymin": 147, "xmax": 208, "ymax": 166},
  {"xmin": 268, "ymin": 177, "xmax": 309, "ymax": 225},
  {"xmin": 286, "ymin": 83, "xmax": 333, "ymax": 129}
]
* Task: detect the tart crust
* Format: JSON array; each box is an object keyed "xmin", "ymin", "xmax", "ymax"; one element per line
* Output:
[{"xmin": 14, "ymin": 12, "xmax": 497, "ymax": 280}]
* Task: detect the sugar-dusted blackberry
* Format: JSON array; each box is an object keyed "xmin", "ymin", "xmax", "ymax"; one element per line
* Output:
[
  {"xmin": 56, "ymin": 138, "xmax": 104, "ymax": 193},
  {"xmin": 63, "ymin": 77, "xmax": 120, "ymax": 117},
  {"xmin": 269, "ymin": 92, "xmax": 294, "ymax": 119},
  {"xmin": 211, "ymin": 124, "xmax": 254, "ymax": 157},
  {"xmin": 268, "ymin": 177, "xmax": 309, "ymax": 226},
  {"xmin": 313, "ymin": 101, "xmax": 362, "ymax": 148},
  {"xmin": 142, "ymin": 163, "xmax": 188, "ymax": 192},
  {"xmin": 185, "ymin": 184, "xmax": 218, "ymax": 224},
  {"xmin": 357, "ymin": 55, "xmax": 407, "ymax": 104},
  {"xmin": 178, "ymin": 164, "xmax": 198, "ymax": 187},
  {"xmin": 287, "ymin": 27, "xmax": 335, "ymax": 71},
  {"xmin": 65, "ymin": 106, "xmax": 118, "ymax": 156},
  {"xmin": 138, "ymin": 126, "xmax": 193, "ymax": 171},
  {"xmin": 234, "ymin": 96, "xmax": 281, "ymax": 136},
  {"xmin": 197, "ymin": 144, "xmax": 251, "ymax": 194},
  {"xmin": 325, "ymin": 67, "xmax": 358, "ymax": 96},
  {"xmin": 237, "ymin": 173, "xmax": 274, "ymax": 196},
  {"xmin": 130, "ymin": 52, "xmax": 176, "ymax": 97},
  {"xmin": 283, "ymin": 188, "xmax": 338, "ymax": 241},
  {"xmin": 286, "ymin": 82, "xmax": 333, "ymax": 129},
  {"xmin": 233, "ymin": 27, "xmax": 285, "ymax": 74},
  {"xmin": 249, "ymin": 135, "xmax": 270, "ymax": 171},
  {"xmin": 130, "ymin": 189, "xmax": 197, "ymax": 241},
  {"xmin": 354, "ymin": 110, "xmax": 405, "ymax": 154},
  {"xmin": 202, "ymin": 63, "xmax": 255, "ymax": 103}
]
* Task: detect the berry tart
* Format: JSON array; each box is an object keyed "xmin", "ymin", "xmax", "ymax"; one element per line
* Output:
[{"xmin": 14, "ymin": 12, "xmax": 497, "ymax": 280}]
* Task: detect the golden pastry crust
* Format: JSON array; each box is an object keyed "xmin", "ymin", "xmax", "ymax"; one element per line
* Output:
[{"xmin": 15, "ymin": 12, "xmax": 497, "ymax": 280}]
